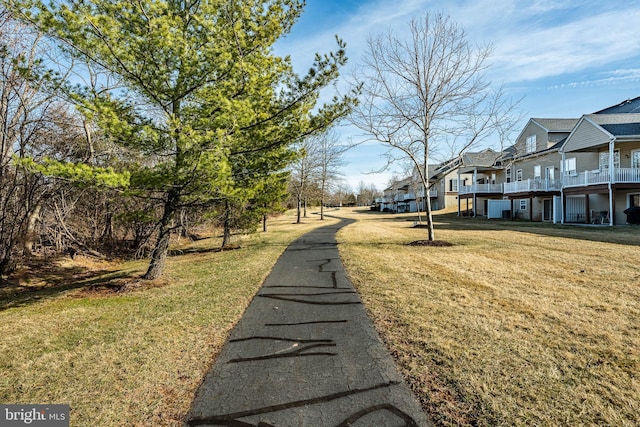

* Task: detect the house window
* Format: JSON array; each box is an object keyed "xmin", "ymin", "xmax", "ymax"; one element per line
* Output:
[
  {"xmin": 545, "ymin": 166, "xmax": 555, "ymax": 181},
  {"xmin": 450, "ymin": 179, "xmax": 458, "ymax": 192},
  {"xmin": 506, "ymin": 168, "xmax": 511, "ymax": 183},
  {"xmin": 520, "ymin": 199, "xmax": 527, "ymax": 210},
  {"xmin": 516, "ymin": 169, "xmax": 523, "ymax": 181},
  {"xmin": 630, "ymin": 194, "xmax": 640, "ymax": 207},
  {"xmin": 534, "ymin": 165, "xmax": 541, "ymax": 179},
  {"xmin": 491, "ymin": 173, "xmax": 496, "ymax": 184},
  {"xmin": 526, "ymin": 135, "xmax": 536, "ymax": 153},
  {"xmin": 599, "ymin": 150, "xmax": 620, "ymax": 170},
  {"xmin": 564, "ymin": 157, "xmax": 576, "ymax": 175},
  {"xmin": 632, "ymin": 150, "xmax": 640, "ymax": 169}
]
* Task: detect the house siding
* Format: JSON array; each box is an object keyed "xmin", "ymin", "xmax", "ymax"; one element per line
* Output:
[
  {"xmin": 512, "ymin": 152, "xmax": 561, "ymax": 180},
  {"xmin": 617, "ymin": 141, "xmax": 640, "ymax": 168},
  {"xmin": 573, "ymin": 152, "xmax": 599, "ymax": 173},
  {"xmin": 516, "ymin": 122, "xmax": 547, "ymax": 154},
  {"xmin": 564, "ymin": 119, "xmax": 610, "ymax": 152}
]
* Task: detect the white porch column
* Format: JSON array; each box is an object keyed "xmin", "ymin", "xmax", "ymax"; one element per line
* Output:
[
  {"xmin": 560, "ymin": 150, "xmax": 566, "ymax": 224},
  {"xmin": 608, "ymin": 137, "xmax": 615, "ymax": 226},
  {"xmin": 457, "ymin": 169, "xmax": 461, "ymax": 216}
]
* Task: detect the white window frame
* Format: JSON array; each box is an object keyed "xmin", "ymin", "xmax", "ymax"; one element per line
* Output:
[
  {"xmin": 599, "ymin": 149, "xmax": 620, "ymax": 170},
  {"xmin": 526, "ymin": 135, "xmax": 536, "ymax": 153},
  {"xmin": 516, "ymin": 169, "xmax": 523, "ymax": 182},
  {"xmin": 519, "ymin": 199, "xmax": 527, "ymax": 210},
  {"xmin": 545, "ymin": 166, "xmax": 554, "ymax": 181},
  {"xmin": 506, "ymin": 168, "xmax": 511, "ymax": 183},
  {"xmin": 564, "ymin": 157, "xmax": 577, "ymax": 176},
  {"xmin": 534, "ymin": 165, "xmax": 541, "ymax": 179},
  {"xmin": 632, "ymin": 150, "xmax": 640, "ymax": 169},
  {"xmin": 450, "ymin": 178, "xmax": 458, "ymax": 192}
]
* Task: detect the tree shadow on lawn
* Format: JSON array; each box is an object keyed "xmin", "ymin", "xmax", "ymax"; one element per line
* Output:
[
  {"xmin": 422, "ymin": 213, "xmax": 640, "ymax": 247},
  {"xmin": 0, "ymin": 257, "xmax": 137, "ymax": 311},
  {"xmin": 167, "ymin": 245, "xmax": 241, "ymax": 256},
  {"xmin": 347, "ymin": 208, "xmax": 415, "ymax": 221}
]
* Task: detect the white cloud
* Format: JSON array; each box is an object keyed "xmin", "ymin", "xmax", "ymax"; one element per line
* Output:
[
  {"xmin": 487, "ymin": 7, "xmax": 640, "ymax": 83},
  {"xmin": 275, "ymin": 0, "xmax": 640, "ymax": 188},
  {"xmin": 546, "ymin": 68, "xmax": 640, "ymax": 90}
]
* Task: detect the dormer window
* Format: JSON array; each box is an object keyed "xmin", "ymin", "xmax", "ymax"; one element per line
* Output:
[{"xmin": 526, "ymin": 135, "xmax": 536, "ymax": 153}]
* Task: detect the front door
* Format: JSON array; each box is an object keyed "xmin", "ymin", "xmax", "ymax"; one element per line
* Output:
[{"xmin": 543, "ymin": 199, "xmax": 553, "ymax": 221}]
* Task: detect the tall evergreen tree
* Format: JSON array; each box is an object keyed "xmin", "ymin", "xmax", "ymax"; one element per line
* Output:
[{"xmin": 11, "ymin": 0, "xmax": 355, "ymax": 278}]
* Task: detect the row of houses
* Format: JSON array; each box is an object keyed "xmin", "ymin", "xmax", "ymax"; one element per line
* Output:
[{"xmin": 375, "ymin": 96, "xmax": 640, "ymax": 226}]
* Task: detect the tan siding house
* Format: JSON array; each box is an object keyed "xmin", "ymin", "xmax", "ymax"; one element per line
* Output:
[
  {"xmin": 560, "ymin": 111, "xmax": 640, "ymax": 225},
  {"xmin": 502, "ymin": 118, "xmax": 578, "ymax": 221}
]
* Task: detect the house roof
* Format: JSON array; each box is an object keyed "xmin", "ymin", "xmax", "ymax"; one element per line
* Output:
[
  {"xmin": 594, "ymin": 96, "xmax": 640, "ymax": 114},
  {"xmin": 461, "ymin": 149, "xmax": 501, "ymax": 167},
  {"xmin": 600, "ymin": 123, "xmax": 640, "ymax": 137},
  {"xmin": 561, "ymin": 113, "xmax": 640, "ymax": 152},
  {"xmin": 586, "ymin": 113, "xmax": 640, "ymax": 126},
  {"xmin": 531, "ymin": 118, "xmax": 580, "ymax": 133}
]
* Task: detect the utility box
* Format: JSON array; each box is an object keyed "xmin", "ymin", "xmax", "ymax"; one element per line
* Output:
[{"xmin": 487, "ymin": 199, "xmax": 512, "ymax": 219}]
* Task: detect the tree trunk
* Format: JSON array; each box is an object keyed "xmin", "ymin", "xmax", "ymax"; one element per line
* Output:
[
  {"xmin": 222, "ymin": 200, "xmax": 232, "ymax": 248},
  {"xmin": 179, "ymin": 209, "xmax": 186, "ymax": 238},
  {"xmin": 423, "ymin": 141, "xmax": 435, "ymax": 241},
  {"xmin": 144, "ymin": 192, "xmax": 178, "ymax": 280},
  {"xmin": 101, "ymin": 208, "xmax": 114, "ymax": 242},
  {"xmin": 303, "ymin": 197, "xmax": 308, "ymax": 218},
  {"xmin": 296, "ymin": 196, "xmax": 302, "ymax": 224},
  {"xmin": 320, "ymin": 180, "xmax": 325, "ymax": 220},
  {"xmin": 262, "ymin": 214, "xmax": 267, "ymax": 232},
  {"xmin": 424, "ymin": 185, "xmax": 435, "ymax": 240},
  {"xmin": 144, "ymin": 225, "xmax": 171, "ymax": 280},
  {"xmin": 24, "ymin": 203, "xmax": 41, "ymax": 255}
]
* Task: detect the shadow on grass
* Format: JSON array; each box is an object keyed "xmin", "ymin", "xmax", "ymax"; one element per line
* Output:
[
  {"xmin": 168, "ymin": 245, "xmax": 241, "ymax": 257},
  {"xmin": 0, "ymin": 259, "xmax": 136, "ymax": 311},
  {"xmin": 401, "ymin": 212, "xmax": 640, "ymax": 247}
]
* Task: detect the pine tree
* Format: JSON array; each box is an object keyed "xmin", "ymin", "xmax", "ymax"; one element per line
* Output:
[{"xmin": 11, "ymin": 0, "xmax": 356, "ymax": 278}]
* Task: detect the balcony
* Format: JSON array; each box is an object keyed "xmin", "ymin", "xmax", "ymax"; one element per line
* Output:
[
  {"xmin": 416, "ymin": 189, "xmax": 438, "ymax": 198},
  {"xmin": 375, "ymin": 197, "xmax": 392, "ymax": 203},
  {"xmin": 504, "ymin": 179, "xmax": 561, "ymax": 194},
  {"xmin": 459, "ymin": 183, "xmax": 503, "ymax": 195},
  {"xmin": 561, "ymin": 168, "xmax": 640, "ymax": 187}
]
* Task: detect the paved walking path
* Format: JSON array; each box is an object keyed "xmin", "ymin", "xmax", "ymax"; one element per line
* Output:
[{"xmin": 185, "ymin": 215, "xmax": 431, "ymax": 426}]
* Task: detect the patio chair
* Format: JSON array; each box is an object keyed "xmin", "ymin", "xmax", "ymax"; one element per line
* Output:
[{"xmin": 600, "ymin": 211, "xmax": 609, "ymax": 224}]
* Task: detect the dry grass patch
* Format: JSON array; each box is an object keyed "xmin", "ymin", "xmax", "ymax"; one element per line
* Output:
[
  {"xmin": 0, "ymin": 211, "xmax": 338, "ymax": 426},
  {"xmin": 337, "ymin": 208, "xmax": 640, "ymax": 426}
]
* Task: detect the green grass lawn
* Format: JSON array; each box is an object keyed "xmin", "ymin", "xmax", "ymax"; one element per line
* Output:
[
  {"xmin": 0, "ymin": 211, "xmax": 339, "ymax": 426},
  {"xmin": 337, "ymin": 208, "xmax": 640, "ymax": 426},
  {"xmin": 4, "ymin": 207, "xmax": 639, "ymax": 426}
]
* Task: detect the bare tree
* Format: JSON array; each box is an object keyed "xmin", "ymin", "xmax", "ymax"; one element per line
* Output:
[
  {"xmin": 356, "ymin": 180, "xmax": 380, "ymax": 207},
  {"xmin": 317, "ymin": 129, "xmax": 348, "ymax": 220},
  {"xmin": 352, "ymin": 12, "xmax": 518, "ymax": 241},
  {"xmin": 289, "ymin": 137, "xmax": 322, "ymax": 224},
  {"xmin": 0, "ymin": 10, "xmax": 65, "ymax": 274}
]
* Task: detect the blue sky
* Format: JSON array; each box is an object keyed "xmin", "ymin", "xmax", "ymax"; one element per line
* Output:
[{"xmin": 275, "ymin": 0, "xmax": 640, "ymax": 191}]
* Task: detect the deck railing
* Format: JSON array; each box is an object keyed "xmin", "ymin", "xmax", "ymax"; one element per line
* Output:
[
  {"xmin": 563, "ymin": 170, "xmax": 610, "ymax": 187},
  {"xmin": 459, "ymin": 183, "xmax": 503, "ymax": 195},
  {"xmin": 416, "ymin": 189, "xmax": 438, "ymax": 198},
  {"xmin": 504, "ymin": 179, "xmax": 561, "ymax": 193},
  {"xmin": 614, "ymin": 167, "xmax": 640, "ymax": 183}
]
